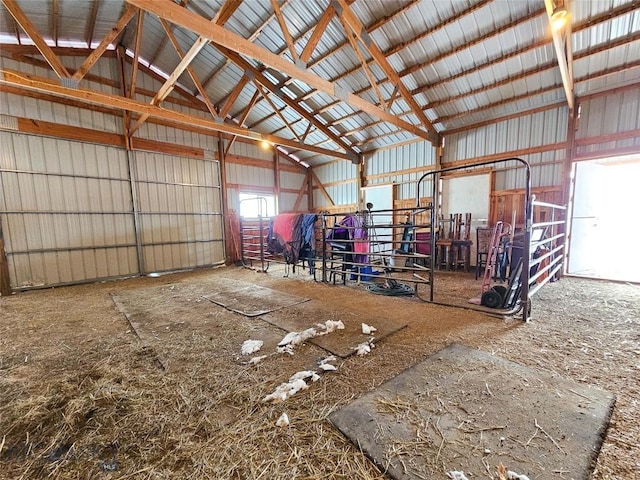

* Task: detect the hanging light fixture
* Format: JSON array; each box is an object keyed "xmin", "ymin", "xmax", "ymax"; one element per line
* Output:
[{"xmin": 550, "ymin": 5, "xmax": 570, "ymax": 32}]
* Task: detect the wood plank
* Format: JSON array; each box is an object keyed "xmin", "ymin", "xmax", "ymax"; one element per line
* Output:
[
  {"xmin": 126, "ymin": 0, "xmax": 436, "ymax": 144},
  {"xmin": 0, "ymin": 218, "xmax": 11, "ymax": 296},
  {"xmin": 16, "ymin": 116, "xmax": 125, "ymax": 146},
  {"xmin": 270, "ymin": 0, "xmax": 298, "ymax": 61},
  {"xmin": 85, "ymin": 0, "xmax": 100, "ymax": 47},
  {"xmin": 255, "ymin": 83, "xmax": 301, "ymax": 141},
  {"xmin": 2, "ymin": 0, "xmax": 70, "ymax": 78},
  {"xmin": 299, "ymin": 5, "xmax": 335, "ymax": 63},
  {"xmin": 129, "ymin": 8, "xmax": 144, "ymax": 98},
  {"xmin": 215, "ymin": 46, "xmax": 357, "ymax": 157},
  {"xmin": 225, "ymin": 89, "xmax": 260, "ymax": 156},
  {"xmin": 0, "ymin": 68, "xmax": 352, "ymax": 160},
  {"xmin": 334, "ymin": 0, "xmax": 435, "ymax": 133},
  {"xmin": 159, "ymin": 18, "xmax": 218, "ymax": 117},
  {"xmin": 73, "ymin": 4, "xmax": 137, "ymax": 81},
  {"xmin": 310, "ymin": 168, "xmax": 335, "ymax": 206},
  {"xmin": 218, "ymin": 74, "xmax": 250, "ymax": 118},
  {"xmin": 337, "ymin": 14, "xmax": 387, "ymax": 109}
]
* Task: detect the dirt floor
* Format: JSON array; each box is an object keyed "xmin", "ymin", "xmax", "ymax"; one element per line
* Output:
[{"xmin": 0, "ymin": 265, "xmax": 638, "ymax": 479}]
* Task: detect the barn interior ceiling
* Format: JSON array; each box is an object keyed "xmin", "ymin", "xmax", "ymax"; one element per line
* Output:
[{"xmin": 0, "ymin": 0, "xmax": 638, "ymax": 166}]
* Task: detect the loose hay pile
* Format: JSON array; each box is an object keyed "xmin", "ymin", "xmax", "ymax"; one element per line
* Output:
[{"xmin": 0, "ymin": 327, "xmax": 384, "ymax": 479}]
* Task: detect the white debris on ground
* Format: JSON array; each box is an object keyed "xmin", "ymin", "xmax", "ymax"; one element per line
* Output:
[
  {"xmin": 506, "ymin": 472, "xmax": 530, "ymax": 480},
  {"xmin": 355, "ymin": 338, "xmax": 375, "ymax": 356},
  {"xmin": 247, "ymin": 355, "xmax": 267, "ymax": 365},
  {"xmin": 241, "ymin": 339, "xmax": 263, "ymax": 355},
  {"xmin": 262, "ymin": 378, "xmax": 310, "ymax": 403},
  {"xmin": 497, "ymin": 462, "xmax": 531, "ymax": 480},
  {"xmin": 289, "ymin": 370, "xmax": 320, "ymax": 382},
  {"xmin": 275, "ymin": 412, "xmax": 289, "ymax": 427},
  {"xmin": 361, "ymin": 322, "xmax": 377, "ymax": 334},
  {"xmin": 447, "ymin": 471, "xmax": 469, "ymax": 480},
  {"xmin": 318, "ymin": 363, "xmax": 337, "ymax": 371},
  {"xmin": 276, "ymin": 320, "xmax": 345, "ymax": 352}
]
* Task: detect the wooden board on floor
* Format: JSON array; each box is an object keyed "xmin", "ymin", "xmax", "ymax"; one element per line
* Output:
[
  {"xmin": 330, "ymin": 343, "xmax": 615, "ymax": 480},
  {"xmin": 260, "ymin": 299, "xmax": 407, "ymax": 358},
  {"xmin": 202, "ymin": 278, "xmax": 310, "ymax": 316}
]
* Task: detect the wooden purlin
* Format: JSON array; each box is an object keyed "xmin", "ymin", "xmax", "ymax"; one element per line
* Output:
[
  {"xmin": 1, "ymin": 0, "xmax": 70, "ymax": 78},
  {"xmin": 0, "ymin": 69, "xmax": 353, "ymax": 161}
]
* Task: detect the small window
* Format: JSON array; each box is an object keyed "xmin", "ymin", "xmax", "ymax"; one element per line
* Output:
[{"xmin": 239, "ymin": 193, "xmax": 277, "ymax": 218}]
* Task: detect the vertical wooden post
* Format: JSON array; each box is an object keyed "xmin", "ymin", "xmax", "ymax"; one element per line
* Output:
[
  {"xmin": 307, "ymin": 168, "xmax": 313, "ymax": 211},
  {"xmin": 273, "ymin": 145, "xmax": 280, "ymax": 212},
  {"xmin": 0, "ymin": 218, "xmax": 12, "ymax": 295},
  {"xmin": 561, "ymin": 104, "xmax": 578, "ymax": 276},
  {"xmin": 217, "ymin": 133, "xmax": 231, "ymax": 264}
]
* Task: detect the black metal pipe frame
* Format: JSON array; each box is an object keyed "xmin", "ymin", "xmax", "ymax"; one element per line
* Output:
[{"xmin": 416, "ymin": 157, "xmax": 532, "ymax": 322}]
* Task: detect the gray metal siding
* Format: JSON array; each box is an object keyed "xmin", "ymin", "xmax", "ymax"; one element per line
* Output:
[
  {"xmin": 132, "ymin": 151, "xmax": 224, "ymax": 273},
  {"xmin": 0, "ymin": 131, "xmax": 138, "ymax": 288}
]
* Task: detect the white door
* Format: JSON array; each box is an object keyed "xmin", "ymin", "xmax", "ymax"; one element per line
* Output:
[
  {"xmin": 568, "ymin": 161, "xmax": 605, "ymax": 276},
  {"xmin": 568, "ymin": 158, "xmax": 640, "ymax": 282},
  {"xmin": 441, "ymin": 173, "xmax": 490, "ymax": 265}
]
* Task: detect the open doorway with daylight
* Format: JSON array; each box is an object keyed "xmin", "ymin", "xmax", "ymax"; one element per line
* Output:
[
  {"xmin": 239, "ymin": 193, "xmax": 277, "ymax": 218},
  {"xmin": 567, "ymin": 154, "xmax": 640, "ymax": 283}
]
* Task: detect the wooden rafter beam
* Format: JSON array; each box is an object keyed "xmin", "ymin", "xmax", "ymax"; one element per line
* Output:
[
  {"xmin": 307, "ymin": 0, "xmax": 416, "ymax": 69},
  {"xmin": 85, "ymin": 0, "xmax": 100, "ymax": 47},
  {"xmin": 130, "ymin": 9, "xmax": 144, "ymax": 98},
  {"xmin": 2, "ymin": 0, "xmax": 70, "ymax": 78},
  {"xmin": 544, "ymin": 0, "xmax": 574, "ymax": 109},
  {"xmin": 218, "ymin": 74, "xmax": 250, "ymax": 118},
  {"xmin": 159, "ymin": 18, "xmax": 217, "ymax": 117},
  {"xmin": 254, "ymin": 83, "xmax": 301, "ymax": 142},
  {"xmin": 215, "ymin": 45, "xmax": 359, "ymax": 157},
  {"xmin": 310, "ymin": 169, "xmax": 335, "ymax": 206},
  {"xmin": 337, "ymin": 14, "xmax": 387, "ymax": 110},
  {"xmin": 130, "ymin": 0, "xmax": 242, "ymax": 134},
  {"xmin": 270, "ymin": 0, "xmax": 298, "ymax": 61},
  {"xmin": 299, "ymin": 4, "xmax": 336, "ymax": 64},
  {"xmin": 73, "ymin": 5, "xmax": 137, "ymax": 81},
  {"xmin": 0, "ymin": 68, "xmax": 352, "ymax": 161},
  {"xmin": 127, "ymin": 0, "xmax": 436, "ymax": 145},
  {"xmin": 333, "ymin": 0, "xmax": 435, "ymax": 133},
  {"xmin": 51, "ymin": 0, "xmax": 59, "ymax": 46},
  {"xmin": 225, "ymin": 89, "xmax": 261, "ymax": 156}
]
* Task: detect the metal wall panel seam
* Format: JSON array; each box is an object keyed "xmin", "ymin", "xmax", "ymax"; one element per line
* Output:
[{"xmin": 127, "ymin": 151, "xmax": 145, "ymax": 274}]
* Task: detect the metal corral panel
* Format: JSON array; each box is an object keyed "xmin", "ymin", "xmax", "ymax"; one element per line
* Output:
[
  {"xmin": 444, "ymin": 106, "xmax": 568, "ymax": 163},
  {"xmin": 0, "ymin": 132, "xmax": 138, "ymax": 288},
  {"xmin": 576, "ymin": 87, "xmax": 640, "ymax": 157},
  {"xmin": 132, "ymin": 151, "xmax": 224, "ymax": 273}
]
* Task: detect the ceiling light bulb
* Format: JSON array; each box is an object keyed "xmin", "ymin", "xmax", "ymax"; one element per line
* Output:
[{"xmin": 550, "ymin": 6, "xmax": 569, "ymax": 32}]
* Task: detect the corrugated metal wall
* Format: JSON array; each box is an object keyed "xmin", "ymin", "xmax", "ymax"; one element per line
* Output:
[
  {"xmin": 132, "ymin": 151, "xmax": 224, "ymax": 273},
  {"xmin": 0, "ymin": 131, "xmax": 138, "ymax": 288},
  {"xmin": 575, "ymin": 86, "xmax": 640, "ymax": 159},
  {"xmin": 443, "ymin": 107, "xmax": 568, "ymax": 191},
  {"xmin": 312, "ymin": 161, "xmax": 358, "ymax": 208},
  {"xmin": 366, "ymin": 141, "xmax": 437, "ymax": 200},
  {"xmin": 0, "ymin": 55, "xmax": 227, "ymax": 289}
]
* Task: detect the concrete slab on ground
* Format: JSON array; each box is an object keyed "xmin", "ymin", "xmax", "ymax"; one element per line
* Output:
[{"xmin": 330, "ymin": 343, "xmax": 615, "ymax": 480}]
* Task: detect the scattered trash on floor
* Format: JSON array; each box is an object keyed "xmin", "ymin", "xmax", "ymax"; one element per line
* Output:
[
  {"xmin": 361, "ymin": 323, "xmax": 377, "ymax": 334},
  {"xmin": 497, "ymin": 462, "xmax": 531, "ymax": 480},
  {"xmin": 275, "ymin": 412, "xmax": 290, "ymax": 427},
  {"xmin": 447, "ymin": 471, "xmax": 469, "ymax": 480},
  {"xmin": 355, "ymin": 338, "xmax": 375, "ymax": 356},
  {"xmin": 241, "ymin": 339, "xmax": 264, "ymax": 355}
]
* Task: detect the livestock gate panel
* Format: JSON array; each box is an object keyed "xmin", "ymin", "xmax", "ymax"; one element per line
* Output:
[
  {"xmin": 132, "ymin": 151, "xmax": 225, "ymax": 273},
  {"xmin": 0, "ymin": 132, "xmax": 138, "ymax": 289}
]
